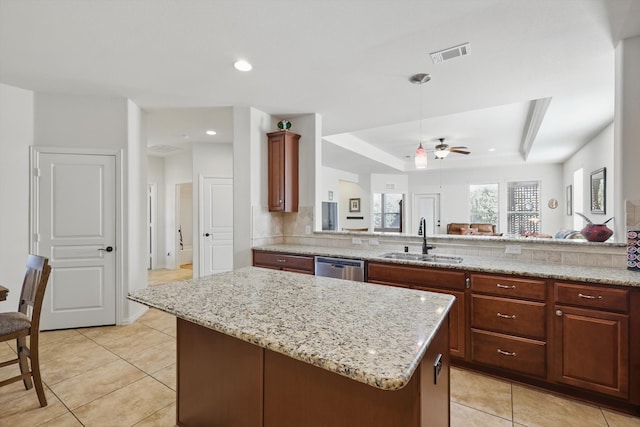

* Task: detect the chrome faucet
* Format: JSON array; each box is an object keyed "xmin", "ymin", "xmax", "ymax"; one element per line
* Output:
[{"xmin": 418, "ymin": 217, "xmax": 434, "ymax": 254}]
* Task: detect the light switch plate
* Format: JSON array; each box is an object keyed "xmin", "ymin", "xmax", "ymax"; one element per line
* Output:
[
  {"xmin": 352, "ymin": 237, "xmax": 362, "ymax": 245},
  {"xmin": 369, "ymin": 238, "xmax": 379, "ymax": 246}
]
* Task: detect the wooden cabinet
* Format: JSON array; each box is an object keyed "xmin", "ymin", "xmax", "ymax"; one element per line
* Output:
[
  {"xmin": 470, "ymin": 273, "xmax": 547, "ymax": 378},
  {"xmin": 367, "ymin": 262, "xmax": 467, "ymax": 359},
  {"xmin": 253, "ymin": 250, "xmax": 314, "ymax": 274},
  {"xmin": 267, "ymin": 130, "xmax": 300, "ymax": 212},
  {"xmin": 553, "ymin": 282, "xmax": 629, "ymax": 399}
]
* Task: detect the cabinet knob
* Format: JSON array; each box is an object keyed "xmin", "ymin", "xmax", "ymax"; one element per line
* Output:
[{"xmin": 555, "ymin": 309, "xmax": 563, "ymax": 317}]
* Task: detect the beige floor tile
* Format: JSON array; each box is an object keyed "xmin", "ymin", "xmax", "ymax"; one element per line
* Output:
[
  {"xmin": 41, "ymin": 341, "xmax": 120, "ymax": 385},
  {"xmin": 451, "ymin": 401, "xmax": 512, "ymax": 427},
  {"xmin": 49, "ymin": 358, "xmax": 146, "ymax": 409},
  {"xmin": 100, "ymin": 325, "xmax": 173, "ymax": 360},
  {"xmin": 126, "ymin": 337, "xmax": 176, "ymax": 374},
  {"xmin": 0, "ymin": 370, "xmax": 29, "ymax": 405},
  {"xmin": 37, "ymin": 412, "xmax": 83, "ymax": 426},
  {"xmin": 73, "ymin": 376, "xmax": 175, "ymax": 426},
  {"xmin": 450, "ymin": 368, "xmax": 513, "ymax": 420},
  {"xmin": 39, "ymin": 328, "xmax": 83, "ymax": 348},
  {"xmin": 0, "ymin": 341, "xmax": 15, "ymax": 358},
  {"xmin": 151, "ymin": 362, "xmax": 177, "ymax": 391},
  {"xmin": 602, "ymin": 408, "xmax": 640, "ymax": 427},
  {"xmin": 134, "ymin": 401, "xmax": 177, "ymax": 427},
  {"xmin": 0, "ymin": 386, "xmax": 69, "ymax": 427},
  {"xmin": 139, "ymin": 309, "xmax": 177, "ymax": 336},
  {"xmin": 513, "ymin": 384, "xmax": 608, "ymax": 427}
]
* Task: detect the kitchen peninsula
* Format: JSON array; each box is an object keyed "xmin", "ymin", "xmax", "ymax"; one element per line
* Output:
[{"xmin": 128, "ymin": 267, "xmax": 455, "ymax": 427}]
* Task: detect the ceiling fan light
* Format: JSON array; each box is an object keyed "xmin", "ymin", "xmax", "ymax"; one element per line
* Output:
[
  {"xmin": 415, "ymin": 143, "xmax": 428, "ymax": 169},
  {"xmin": 434, "ymin": 149, "xmax": 449, "ymax": 159}
]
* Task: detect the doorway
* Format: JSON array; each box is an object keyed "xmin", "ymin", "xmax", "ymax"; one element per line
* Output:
[
  {"xmin": 413, "ymin": 193, "xmax": 440, "ymax": 235},
  {"xmin": 175, "ymin": 182, "xmax": 193, "ymax": 270}
]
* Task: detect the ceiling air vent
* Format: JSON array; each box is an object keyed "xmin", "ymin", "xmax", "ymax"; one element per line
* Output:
[
  {"xmin": 430, "ymin": 43, "xmax": 470, "ymax": 64},
  {"xmin": 147, "ymin": 145, "xmax": 183, "ymax": 156}
]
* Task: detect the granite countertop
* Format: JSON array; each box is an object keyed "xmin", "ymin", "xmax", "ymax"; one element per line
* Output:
[
  {"xmin": 254, "ymin": 245, "xmax": 640, "ymax": 288},
  {"xmin": 128, "ymin": 266, "xmax": 454, "ymax": 391}
]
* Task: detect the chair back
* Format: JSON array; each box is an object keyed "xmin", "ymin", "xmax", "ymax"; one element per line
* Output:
[{"xmin": 18, "ymin": 255, "xmax": 51, "ymax": 332}]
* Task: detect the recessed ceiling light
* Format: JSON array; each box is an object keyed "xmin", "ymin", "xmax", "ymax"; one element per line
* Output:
[
  {"xmin": 206, "ymin": 130, "xmax": 217, "ymax": 136},
  {"xmin": 233, "ymin": 60, "xmax": 252, "ymax": 72},
  {"xmin": 488, "ymin": 148, "xmax": 496, "ymax": 152}
]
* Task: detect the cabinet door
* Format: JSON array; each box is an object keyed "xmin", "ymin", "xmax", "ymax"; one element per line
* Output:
[
  {"xmin": 268, "ymin": 134, "xmax": 285, "ymax": 211},
  {"xmin": 415, "ymin": 287, "xmax": 466, "ymax": 359},
  {"xmin": 554, "ymin": 305, "xmax": 629, "ymax": 399}
]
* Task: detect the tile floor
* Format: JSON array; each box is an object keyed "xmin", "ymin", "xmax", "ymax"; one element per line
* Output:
[{"xmin": 1, "ymin": 267, "xmax": 639, "ymax": 426}]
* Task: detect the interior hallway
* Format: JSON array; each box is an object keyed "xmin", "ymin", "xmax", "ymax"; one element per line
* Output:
[{"xmin": 0, "ymin": 266, "xmax": 639, "ymax": 426}]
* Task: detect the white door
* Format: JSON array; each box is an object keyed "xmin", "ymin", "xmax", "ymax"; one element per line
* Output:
[
  {"xmin": 414, "ymin": 194, "xmax": 440, "ymax": 235},
  {"xmin": 200, "ymin": 177, "xmax": 233, "ymax": 277},
  {"xmin": 34, "ymin": 152, "xmax": 117, "ymax": 330}
]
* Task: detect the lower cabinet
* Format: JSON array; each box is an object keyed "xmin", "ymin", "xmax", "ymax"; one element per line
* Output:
[
  {"xmin": 553, "ymin": 282, "xmax": 630, "ymax": 399},
  {"xmin": 253, "ymin": 250, "xmax": 314, "ymax": 274},
  {"xmin": 367, "ymin": 262, "xmax": 467, "ymax": 359},
  {"xmin": 469, "ymin": 273, "xmax": 548, "ymax": 379}
]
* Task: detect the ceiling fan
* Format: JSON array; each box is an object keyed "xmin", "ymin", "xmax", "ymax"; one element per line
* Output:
[{"xmin": 432, "ymin": 138, "xmax": 470, "ymax": 159}]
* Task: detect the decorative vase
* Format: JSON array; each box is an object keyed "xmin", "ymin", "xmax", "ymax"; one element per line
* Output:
[{"xmin": 580, "ymin": 224, "xmax": 613, "ymax": 242}]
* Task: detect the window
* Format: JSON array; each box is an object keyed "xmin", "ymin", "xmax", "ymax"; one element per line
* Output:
[
  {"xmin": 373, "ymin": 193, "xmax": 403, "ymax": 232},
  {"xmin": 469, "ymin": 184, "xmax": 499, "ymax": 225},
  {"xmin": 507, "ymin": 180, "xmax": 540, "ymax": 235}
]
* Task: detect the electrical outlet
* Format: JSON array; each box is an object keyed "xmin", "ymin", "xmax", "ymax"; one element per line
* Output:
[
  {"xmin": 352, "ymin": 237, "xmax": 362, "ymax": 245},
  {"xmin": 305, "ymin": 225, "xmax": 311, "ymax": 235},
  {"xmin": 369, "ymin": 238, "xmax": 379, "ymax": 246},
  {"xmin": 505, "ymin": 245, "xmax": 522, "ymax": 254}
]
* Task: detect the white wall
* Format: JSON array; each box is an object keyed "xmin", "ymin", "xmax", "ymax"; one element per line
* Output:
[
  {"xmin": 563, "ymin": 122, "xmax": 614, "ymax": 230},
  {"xmin": 148, "ymin": 156, "xmax": 166, "ymax": 268},
  {"xmin": 616, "ymin": 35, "xmax": 640, "ymax": 236},
  {"xmin": 339, "ymin": 178, "xmax": 371, "ymax": 231},
  {"xmin": 125, "ymin": 100, "xmax": 147, "ymax": 322},
  {"xmin": 0, "ymin": 84, "xmax": 33, "ymax": 312}
]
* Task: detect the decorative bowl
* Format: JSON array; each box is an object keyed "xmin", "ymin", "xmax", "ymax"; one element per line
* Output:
[{"xmin": 580, "ymin": 224, "xmax": 613, "ymax": 242}]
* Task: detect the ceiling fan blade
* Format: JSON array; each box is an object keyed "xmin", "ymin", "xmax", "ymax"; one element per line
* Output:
[
  {"xmin": 449, "ymin": 146, "xmax": 468, "ymax": 150},
  {"xmin": 449, "ymin": 149, "xmax": 470, "ymax": 155}
]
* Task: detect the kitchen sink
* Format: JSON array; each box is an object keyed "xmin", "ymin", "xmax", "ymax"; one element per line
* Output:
[{"xmin": 381, "ymin": 252, "xmax": 463, "ymax": 264}]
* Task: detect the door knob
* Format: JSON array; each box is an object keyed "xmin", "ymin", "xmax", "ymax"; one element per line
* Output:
[
  {"xmin": 98, "ymin": 246, "xmax": 113, "ymax": 252},
  {"xmin": 204, "ymin": 233, "xmax": 211, "ymax": 237}
]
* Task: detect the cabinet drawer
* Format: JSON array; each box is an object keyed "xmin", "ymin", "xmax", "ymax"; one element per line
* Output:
[
  {"xmin": 471, "ymin": 295, "xmax": 546, "ymax": 340},
  {"xmin": 253, "ymin": 251, "xmax": 314, "ymax": 273},
  {"xmin": 471, "ymin": 274, "xmax": 546, "ymax": 300},
  {"xmin": 471, "ymin": 329, "xmax": 546, "ymax": 378},
  {"xmin": 367, "ymin": 262, "xmax": 466, "ymax": 290},
  {"xmin": 555, "ymin": 282, "xmax": 629, "ymax": 312}
]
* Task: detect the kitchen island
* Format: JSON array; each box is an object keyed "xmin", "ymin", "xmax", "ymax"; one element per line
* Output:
[{"xmin": 128, "ymin": 266, "xmax": 455, "ymax": 427}]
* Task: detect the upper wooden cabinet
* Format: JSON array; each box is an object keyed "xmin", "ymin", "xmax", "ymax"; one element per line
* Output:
[{"xmin": 267, "ymin": 130, "xmax": 300, "ymax": 212}]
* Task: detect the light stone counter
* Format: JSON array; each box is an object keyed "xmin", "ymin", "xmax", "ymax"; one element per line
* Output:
[
  {"xmin": 128, "ymin": 266, "xmax": 454, "ymax": 391},
  {"xmin": 255, "ymin": 244, "xmax": 640, "ymax": 287}
]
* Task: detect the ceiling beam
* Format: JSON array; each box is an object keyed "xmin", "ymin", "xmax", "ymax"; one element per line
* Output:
[{"xmin": 520, "ymin": 97, "xmax": 552, "ymax": 161}]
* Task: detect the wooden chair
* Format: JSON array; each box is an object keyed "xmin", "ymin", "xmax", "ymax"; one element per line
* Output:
[{"xmin": 0, "ymin": 255, "xmax": 51, "ymax": 407}]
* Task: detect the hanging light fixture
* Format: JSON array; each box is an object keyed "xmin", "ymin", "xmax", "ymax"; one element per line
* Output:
[{"xmin": 409, "ymin": 73, "xmax": 431, "ymax": 170}]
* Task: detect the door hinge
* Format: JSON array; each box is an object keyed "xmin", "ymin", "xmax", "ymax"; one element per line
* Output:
[
  {"xmin": 33, "ymin": 233, "xmax": 40, "ymax": 243},
  {"xmin": 33, "ymin": 167, "xmax": 40, "ymax": 177}
]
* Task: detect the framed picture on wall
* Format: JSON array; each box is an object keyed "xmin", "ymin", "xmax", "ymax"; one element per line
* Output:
[
  {"xmin": 590, "ymin": 168, "xmax": 606, "ymax": 214},
  {"xmin": 349, "ymin": 198, "xmax": 361, "ymax": 212},
  {"xmin": 566, "ymin": 185, "xmax": 572, "ymax": 216}
]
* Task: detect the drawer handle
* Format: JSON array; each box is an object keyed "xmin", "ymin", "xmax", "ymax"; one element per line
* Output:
[
  {"xmin": 497, "ymin": 349, "xmax": 517, "ymax": 357},
  {"xmin": 578, "ymin": 293, "xmax": 603, "ymax": 300},
  {"xmin": 496, "ymin": 284, "xmax": 516, "ymax": 289},
  {"xmin": 276, "ymin": 259, "xmax": 287, "ymax": 263},
  {"xmin": 497, "ymin": 312, "xmax": 517, "ymax": 319}
]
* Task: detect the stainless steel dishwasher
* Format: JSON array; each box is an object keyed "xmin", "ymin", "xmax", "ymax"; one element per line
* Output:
[{"xmin": 314, "ymin": 256, "xmax": 365, "ymax": 281}]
